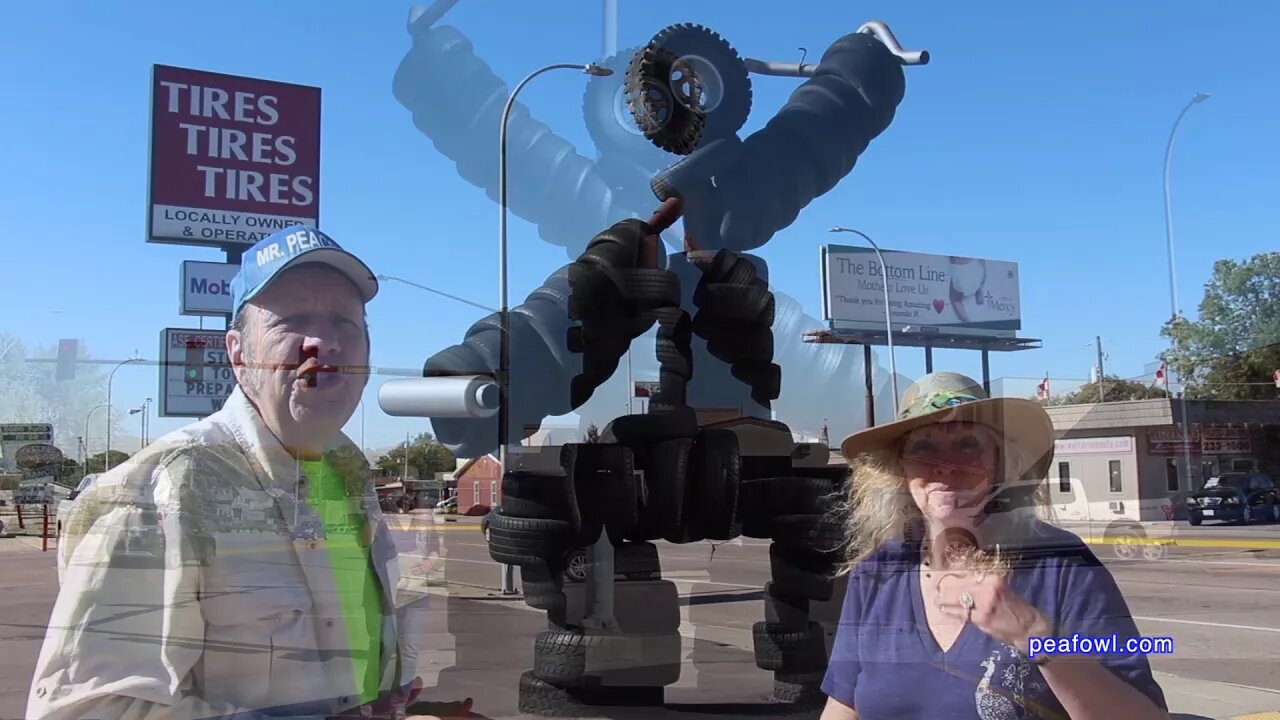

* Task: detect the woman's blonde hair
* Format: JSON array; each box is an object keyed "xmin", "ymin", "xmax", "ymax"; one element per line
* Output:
[{"xmin": 828, "ymin": 422, "xmax": 1055, "ymax": 578}]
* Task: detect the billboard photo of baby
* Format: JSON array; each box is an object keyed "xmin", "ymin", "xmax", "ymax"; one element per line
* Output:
[{"xmin": 948, "ymin": 256, "xmax": 987, "ymax": 323}]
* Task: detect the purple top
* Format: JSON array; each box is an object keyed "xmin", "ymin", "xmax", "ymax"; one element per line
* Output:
[{"xmin": 821, "ymin": 521, "xmax": 1167, "ymax": 719}]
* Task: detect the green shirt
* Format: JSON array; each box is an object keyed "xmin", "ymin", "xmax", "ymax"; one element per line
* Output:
[{"xmin": 300, "ymin": 459, "xmax": 383, "ymax": 705}]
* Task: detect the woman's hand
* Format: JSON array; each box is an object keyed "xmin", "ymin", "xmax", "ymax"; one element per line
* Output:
[{"xmin": 933, "ymin": 569, "xmax": 1052, "ymax": 654}]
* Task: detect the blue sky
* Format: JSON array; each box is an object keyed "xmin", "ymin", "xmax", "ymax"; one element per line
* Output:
[{"xmin": 4, "ymin": 1, "xmax": 1278, "ymax": 454}]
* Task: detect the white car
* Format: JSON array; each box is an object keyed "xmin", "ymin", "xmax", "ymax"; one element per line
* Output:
[{"xmin": 1044, "ymin": 476, "xmax": 1175, "ymax": 561}]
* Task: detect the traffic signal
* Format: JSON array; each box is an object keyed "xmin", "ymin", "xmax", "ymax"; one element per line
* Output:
[
  {"xmin": 56, "ymin": 339, "xmax": 77, "ymax": 381},
  {"xmin": 184, "ymin": 341, "xmax": 205, "ymax": 383}
]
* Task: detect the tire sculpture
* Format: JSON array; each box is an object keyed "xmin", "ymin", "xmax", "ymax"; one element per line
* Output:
[{"xmin": 394, "ymin": 3, "xmax": 927, "ymax": 714}]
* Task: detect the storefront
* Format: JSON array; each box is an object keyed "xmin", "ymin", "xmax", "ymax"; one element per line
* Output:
[{"xmin": 1045, "ymin": 399, "xmax": 1280, "ymax": 520}]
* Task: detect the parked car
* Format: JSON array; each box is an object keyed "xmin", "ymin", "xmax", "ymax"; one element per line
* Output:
[
  {"xmin": 560, "ymin": 542, "xmax": 660, "ymax": 583},
  {"xmin": 435, "ymin": 495, "xmax": 458, "ymax": 514},
  {"xmin": 1040, "ymin": 474, "xmax": 1176, "ymax": 561},
  {"xmin": 1185, "ymin": 472, "xmax": 1280, "ymax": 525}
]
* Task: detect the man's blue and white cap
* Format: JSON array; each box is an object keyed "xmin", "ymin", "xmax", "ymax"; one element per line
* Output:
[{"xmin": 230, "ymin": 225, "xmax": 378, "ymax": 320}]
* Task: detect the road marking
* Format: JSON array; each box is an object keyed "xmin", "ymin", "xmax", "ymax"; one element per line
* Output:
[
  {"xmin": 1081, "ymin": 535, "xmax": 1280, "ymax": 551},
  {"xmin": 1134, "ymin": 616, "xmax": 1280, "ymax": 634},
  {"xmin": 1157, "ymin": 558, "xmax": 1280, "ymax": 569}
]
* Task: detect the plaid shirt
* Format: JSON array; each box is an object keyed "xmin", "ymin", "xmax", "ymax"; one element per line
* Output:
[{"xmin": 28, "ymin": 387, "xmax": 428, "ymax": 720}]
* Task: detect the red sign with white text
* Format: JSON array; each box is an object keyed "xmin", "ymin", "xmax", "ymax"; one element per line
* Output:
[{"xmin": 148, "ymin": 64, "xmax": 320, "ymax": 247}]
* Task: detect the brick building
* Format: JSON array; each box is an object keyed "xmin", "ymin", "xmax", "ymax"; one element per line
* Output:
[{"xmin": 453, "ymin": 454, "xmax": 501, "ymax": 515}]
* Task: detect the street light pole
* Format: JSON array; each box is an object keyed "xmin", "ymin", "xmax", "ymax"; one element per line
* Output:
[
  {"xmin": 83, "ymin": 403, "xmax": 108, "ymax": 472},
  {"xmin": 1162, "ymin": 91, "xmax": 1210, "ymax": 491},
  {"xmin": 105, "ymin": 357, "xmax": 143, "ymax": 471},
  {"xmin": 497, "ymin": 62, "xmax": 612, "ymax": 475},
  {"xmin": 829, "ymin": 227, "xmax": 899, "ymax": 415},
  {"xmin": 498, "ymin": 61, "xmax": 612, "ymax": 596}
]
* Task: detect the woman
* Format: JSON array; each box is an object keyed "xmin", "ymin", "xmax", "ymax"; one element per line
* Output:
[{"xmin": 819, "ymin": 372, "xmax": 1169, "ymax": 720}]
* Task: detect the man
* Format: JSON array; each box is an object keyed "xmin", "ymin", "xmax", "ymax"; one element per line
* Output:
[{"xmin": 29, "ymin": 226, "xmax": 451, "ymax": 719}]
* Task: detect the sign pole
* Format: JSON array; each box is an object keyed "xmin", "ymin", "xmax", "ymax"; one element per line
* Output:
[{"xmin": 863, "ymin": 344, "xmax": 875, "ymax": 428}]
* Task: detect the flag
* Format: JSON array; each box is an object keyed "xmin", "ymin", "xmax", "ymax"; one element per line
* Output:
[
  {"xmin": 1036, "ymin": 374, "xmax": 1050, "ymax": 400},
  {"xmin": 1153, "ymin": 362, "xmax": 1168, "ymax": 389}
]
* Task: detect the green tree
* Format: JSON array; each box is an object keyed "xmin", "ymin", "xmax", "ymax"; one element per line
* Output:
[
  {"xmin": 83, "ymin": 450, "xmax": 132, "ymax": 474},
  {"xmin": 1044, "ymin": 375, "xmax": 1169, "ymax": 405},
  {"xmin": 376, "ymin": 432, "xmax": 456, "ymax": 480},
  {"xmin": 1161, "ymin": 253, "xmax": 1280, "ymax": 400}
]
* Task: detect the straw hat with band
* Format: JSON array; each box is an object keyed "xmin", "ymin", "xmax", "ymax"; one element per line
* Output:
[{"xmin": 839, "ymin": 371, "xmax": 1055, "ymax": 483}]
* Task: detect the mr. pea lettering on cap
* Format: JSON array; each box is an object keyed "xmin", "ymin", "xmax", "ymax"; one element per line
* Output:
[{"xmin": 230, "ymin": 225, "xmax": 378, "ymax": 321}]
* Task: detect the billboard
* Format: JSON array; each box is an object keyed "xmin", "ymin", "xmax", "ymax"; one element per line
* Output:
[
  {"xmin": 820, "ymin": 245, "xmax": 1022, "ymax": 338},
  {"xmin": 147, "ymin": 64, "xmax": 321, "ymax": 247},
  {"xmin": 0, "ymin": 423, "xmax": 54, "ymax": 474},
  {"xmin": 158, "ymin": 328, "xmax": 236, "ymax": 417},
  {"xmin": 180, "ymin": 261, "xmax": 238, "ymax": 316}
]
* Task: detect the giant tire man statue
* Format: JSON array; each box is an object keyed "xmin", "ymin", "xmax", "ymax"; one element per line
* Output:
[{"xmin": 392, "ymin": 3, "xmax": 927, "ymax": 715}]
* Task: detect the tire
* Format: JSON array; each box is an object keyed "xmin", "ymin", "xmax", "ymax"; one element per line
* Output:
[
  {"xmin": 1188, "ymin": 514, "xmax": 1202, "ymax": 526},
  {"xmin": 763, "ymin": 581, "xmax": 811, "ymax": 627},
  {"xmin": 771, "ymin": 514, "xmax": 847, "ymax": 557},
  {"xmin": 732, "ymin": 360, "xmax": 783, "ymax": 402},
  {"xmin": 655, "ymin": 337, "xmax": 693, "ymax": 379},
  {"xmin": 738, "ymin": 478, "xmax": 772, "ymax": 538},
  {"xmin": 625, "ymin": 45, "xmax": 706, "ymax": 155},
  {"xmin": 532, "ymin": 630, "xmax": 681, "ymax": 688},
  {"xmin": 487, "ymin": 515, "xmax": 573, "ymax": 566},
  {"xmin": 773, "ymin": 670, "xmax": 827, "ymax": 705},
  {"xmin": 617, "ymin": 541, "xmax": 662, "ymax": 580},
  {"xmin": 603, "ymin": 410, "xmax": 698, "ymax": 446},
  {"xmin": 582, "ymin": 46, "xmax": 660, "ymax": 154},
  {"xmin": 562, "ymin": 546, "xmax": 589, "ymax": 583},
  {"xmin": 690, "ymin": 428, "xmax": 742, "ymax": 540},
  {"xmin": 1105, "ymin": 525, "xmax": 1142, "ymax": 561},
  {"xmin": 770, "ymin": 544, "xmax": 837, "ymax": 602},
  {"xmin": 623, "ymin": 268, "xmax": 682, "ymax": 310},
  {"xmin": 517, "ymin": 670, "xmax": 595, "ymax": 717},
  {"xmin": 762, "ymin": 477, "xmax": 845, "ymax": 517},
  {"xmin": 560, "ymin": 444, "xmax": 627, "ymax": 544},
  {"xmin": 693, "ymin": 284, "xmax": 775, "ymax": 326},
  {"xmin": 521, "ymin": 562, "xmax": 568, "ymax": 615},
  {"xmin": 644, "ymin": 23, "xmax": 753, "ymax": 141},
  {"xmin": 501, "ymin": 470, "xmax": 573, "ymax": 521},
  {"xmin": 647, "ymin": 305, "xmax": 694, "ymax": 341},
  {"xmin": 706, "ymin": 327, "xmax": 774, "ymax": 365},
  {"xmin": 632, "ymin": 437, "xmax": 693, "ymax": 542},
  {"xmin": 753, "ymin": 621, "xmax": 828, "ymax": 673}
]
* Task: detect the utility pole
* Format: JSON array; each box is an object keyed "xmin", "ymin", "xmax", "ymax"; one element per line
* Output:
[
  {"xmin": 1096, "ymin": 335, "xmax": 1107, "ymax": 403},
  {"xmin": 403, "ymin": 432, "xmax": 411, "ymax": 482}
]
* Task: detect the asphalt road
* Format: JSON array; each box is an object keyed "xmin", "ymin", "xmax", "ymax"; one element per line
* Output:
[
  {"xmin": 3, "ymin": 517, "xmax": 1279, "ymax": 719},
  {"xmin": 422, "ymin": 517, "xmax": 1280, "ymax": 695}
]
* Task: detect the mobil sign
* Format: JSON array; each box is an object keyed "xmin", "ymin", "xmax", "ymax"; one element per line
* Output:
[{"xmin": 180, "ymin": 261, "xmax": 238, "ymax": 316}]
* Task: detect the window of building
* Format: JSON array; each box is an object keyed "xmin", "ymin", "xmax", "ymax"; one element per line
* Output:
[
  {"xmin": 1165, "ymin": 459, "xmax": 1179, "ymax": 492},
  {"xmin": 490, "ymin": 481, "xmax": 498, "ymax": 507},
  {"xmin": 1109, "ymin": 460, "xmax": 1123, "ymax": 493},
  {"xmin": 472, "ymin": 480, "xmax": 480, "ymax": 504},
  {"xmin": 1058, "ymin": 462, "xmax": 1071, "ymax": 493}
]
